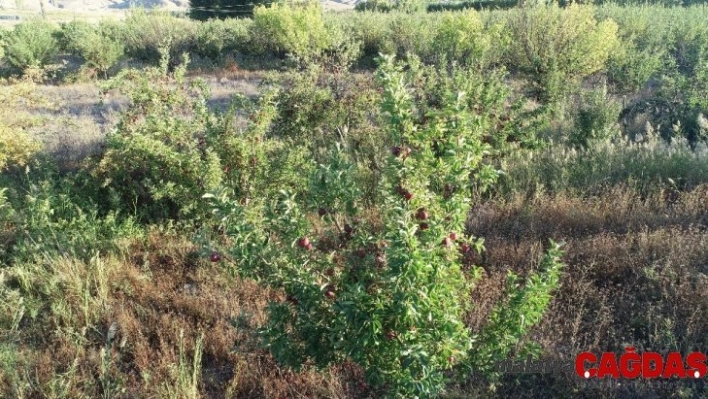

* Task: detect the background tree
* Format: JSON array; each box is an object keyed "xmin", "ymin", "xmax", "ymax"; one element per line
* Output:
[{"xmin": 189, "ymin": 0, "xmax": 275, "ymax": 20}]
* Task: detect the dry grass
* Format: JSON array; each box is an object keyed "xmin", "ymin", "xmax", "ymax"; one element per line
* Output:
[
  {"xmin": 463, "ymin": 185, "xmax": 708, "ymax": 398},
  {"xmin": 0, "ymin": 229, "xmax": 374, "ymax": 398}
]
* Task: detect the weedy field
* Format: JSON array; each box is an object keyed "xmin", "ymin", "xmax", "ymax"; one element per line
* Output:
[{"xmin": 0, "ymin": 2, "xmax": 707, "ymax": 398}]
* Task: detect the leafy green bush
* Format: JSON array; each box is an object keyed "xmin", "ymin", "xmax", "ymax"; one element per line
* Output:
[
  {"xmin": 2, "ymin": 20, "xmax": 58, "ymax": 72},
  {"xmin": 203, "ymin": 55, "xmax": 565, "ymax": 397},
  {"xmin": 5, "ymin": 174, "xmax": 141, "ymax": 264},
  {"xmin": 354, "ymin": 0, "xmax": 395, "ymax": 12},
  {"xmin": 355, "ymin": 0, "xmax": 425, "ymax": 12},
  {"xmin": 189, "ymin": 0, "xmax": 275, "ymax": 20},
  {"xmin": 504, "ymin": 4, "xmax": 619, "ymax": 102},
  {"xmin": 427, "ymin": 0, "xmax": 520, "ymax": 12},
  {"xmin": 193, "ymin": 18, "xmax": 252, "ymax": 60},
  {"xmin": 602, "ymin": 7, "xmax": 670, "ymax": 92},
  {"xmin": 0, "ymin": 126, "xmax": 40, "ymax": 172},
  {"xmin": 57, "ymin": 20, "xmax": 96, "ymax": 55},
  {"xmin": 93, "ymin": 53, "xmax": 224, "ymax": 222},
  {"xmin": 92, "ymin": 49, "xmax": 295, "ymax": 222},
  {"xmin": 56, "ymin": 20, "xmax": 123, "ymax": 76},
  {"xmin": 388, "ymin": 13, "xmax": 433, "ymax": 59},
  {"xmin": 429, "ymin": 10, "xmax": 496, "ymax": 67},
  {"xmin": 79, "ymin": 30, "xmax": 124, "ymax": 77},
  {"xmin": 249, "ymin": 1, "xmax": 332, "ymax": 61},
  {"xmin": 334, "ymin": 12, "xmax": 395, "ymax": 58},
  {"xmin": 122, "ymin": 9, "xmax": 196, "ymax": 65},
  {"xmin": 570, "ymin": 85, "xmax": 621, "ymax": 148}
]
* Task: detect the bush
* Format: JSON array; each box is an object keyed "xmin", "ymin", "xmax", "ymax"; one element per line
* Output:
[
  {"xmin": 355, "ymin": 0, "xmax": 394, "ymax": 12},
  {"xmin": 427, "ymin": 0, "xmax": 520, "ymax": 12},
  {"xmin": 193, "ymin": 18, "xmax": 252, "ymax": 59},
  {"xmin": 429, "ymin": 10, "xmax": 495, "ymax": 67},
  {"xmin": 122, "ymin": 10, "xmax": 197, "ymax": 65},
  {"xmin": 570, "ymin": 85, "xmax": 621, "ymax": 148},
  {"xmin": 249, "ymin": 1, "xmax": 332, "ymax": 61},
  {"xmin": 334, "ymin": 12, "xmax": 395, "ymax": 58},
  {"xmin": 58, "ymin": 21, "xmax": 124, "ymax": 76},
  {"xmin": 601, "ymin": 6, "xmax": 671, "ymax": 92},
  {"xmin": 203, "ymin": 55, "xmax": 565, "ymax": 397},
  {"xmin": 79, "ymin": 27, "xmax": 124, "ymax": 76},
  {"xmin": 0, "ymin": 126, "xmax": 40, "ymax": 172},
  {"xmin": 355, "ymin": 0, "xmax": 425, "ymax": 12},
  {"xmin": 2, "ymin": 20, "xmax": 58, "ymax": 72},
  {"xmin": 504, "ymin": 4, "xmax": 619, "ymax": 102},
  {"xmin": 189, "ymin": 0, "xmax": 275, "ymax": 20},
  {"xmin": 93, "ymin": 53, "xmax": 224, "ymax": 222},
  {"xmin": 388, "ymin": 13, "xmax": 433, "ymax": 59},
  {"xmin": 57, "ymin": 20, "xmax": 96, "ymax": 55}
]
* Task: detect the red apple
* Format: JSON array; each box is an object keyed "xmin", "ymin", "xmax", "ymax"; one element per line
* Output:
[
  {"xmin": 449, "ymin": 232, "xmax": 458, "ymax": 241},
  {"xmin": 401, "ymin": 189, "xmax": 413, "ymax": 201},
  {"xmin": 419, "ymin": 222, "xmax": 429, "ymax": 231},
  {"xmin": 344, "ymin": 224, "xmax": 353, "ymax": 234},
  {"xmin": 210, "ymin": 252, "xmax": 222, "ymax": 262},
  {"xmin": 325, "ymin": 286, "xmax": 336, "ymax": 299},
  {"xmin": 415, "ymin": 208, "xmax": 429, "ymax": 220},
  {"xmin": 459, "ymin": 243, "xmax": 471, "ymax": 253},
  {"xmin": 318, "ymin": 207, "xmax": 327, "ymax": 217},
  {"xmin": 391, "ymin": 146, "xmax": 402, "ymax": 157},
  {"xmin": 305, "ymin": 243, "xmax": 313, "ymax": 251},
  {"xmin": 297, "ymin": 237, "xmax": 310, "ymax": 248}
]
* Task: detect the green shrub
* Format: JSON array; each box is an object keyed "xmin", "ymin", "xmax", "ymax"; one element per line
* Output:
[
  {"xmin": 355, "ymin": 0, "xmax": 394, "ymax": 12},
  {"xmin": 92, "ymin": 50, "xmax": 291, "ymax": 222},
  {"xmin": 57, "ymin": 20, "xmax": 96, "ymax": 55},
  {"xmin": 570, "ymin": 85, "xmax": 621, "ymax": 148},
  {"xmin": 0, "ymin": 126, "xmax": 40, "ymax": 172},
  {"xmin": 93, "ymin": 53, "xmax": 224, "ymax": 222},
  {"xmin": 427, "ymin": 0, "xmax": 520, "ymax": 12},
  {"xmin": 193, "ymin": 18, "xmax": 252, "ymax": 59},
  {"xmin": 5, "ymin": 174, "xmax": 140, "ymax": 264},
  {"xmin": 388, "ymin": 13, "xmax": 433, "ymax": 59},
  {"xmin": 355, "ymin": 0, "xmax": 425, "ymax": 12},
  {"xmin": 601, "ymin": 6, "xmax": 671, "ymax": 92},
  {"xmin": 429, "ymin": 10, "xmax": 496, "ymax": 67},
  {"xmin": 335, "ymin": 12, "xmax": 395, "ymax": 58},
  {"xmin": 2, "ymin": 20, "xmax": 58, "ymax": 72},
  {"xmin": 504, "ymin": 4, "xmax": 619, "ymax": 102},
  {"xmin": 249, "ymin": 1, "xmax": 332, "ymax": 61},
  {"xmin": 122, "ymin": 9, "xmax": 197, "ymax": 65},
  {"xmin": 79, "ymin": 29, "xmax": 124, "ymax": 77},
  {"xmin": 189, "ymin": 0, "xmax": 274, "ymax": 20},
  {"xmin": 202, "ymin": 55, "xmax": 565, "ymax": 397}
]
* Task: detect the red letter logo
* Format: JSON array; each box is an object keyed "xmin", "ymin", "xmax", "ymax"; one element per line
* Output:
[
  {"xmin": 642, "ymin": 352, "xmax": 663, "ymax": 379},
  {"xmin": 575, "ymin": 352, "xmax": 597, "ymax": 378},
  {"xmin": 662, "ymin": 352, "xmax": 687, "ymax": 379},
  {"xmin": 685, "ymin": 352, "xmax": 707, "ymax": 379},
  {"xmin": 597, "ymin": 352, "xmax": 620, "ymax": 378},
  {"xmin": 619, "ymin": 347, "xmax": 641, "ymax": 379}
]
